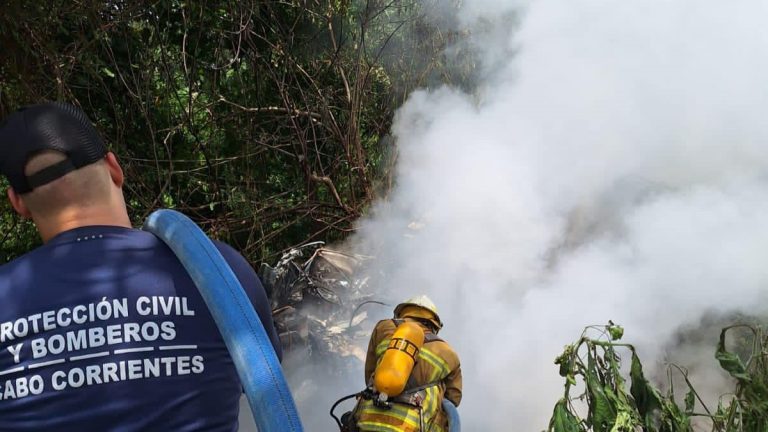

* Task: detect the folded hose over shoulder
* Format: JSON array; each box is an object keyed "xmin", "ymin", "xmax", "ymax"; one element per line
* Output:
[
  {"xmin": 144, "ymin": 209, "xmax": 303, "ymax": 432},
  {"xmin": 443, "ymin": 399, "xmax": 461, "ymax": 432}
]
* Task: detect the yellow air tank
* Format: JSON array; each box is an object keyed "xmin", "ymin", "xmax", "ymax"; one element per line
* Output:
[{"xmin": 374, "ymin": 321, "xmax": 425, "ymax": 397}]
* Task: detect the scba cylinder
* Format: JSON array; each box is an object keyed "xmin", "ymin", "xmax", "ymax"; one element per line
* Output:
[{"xmin": 374, "ymin": 322, "xmax": 425, "ymax": 397}]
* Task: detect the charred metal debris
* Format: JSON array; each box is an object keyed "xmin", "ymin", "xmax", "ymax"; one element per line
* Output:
[{"xmin": 259, "ymin": 242, "xmax": 385, "ymax": 364}]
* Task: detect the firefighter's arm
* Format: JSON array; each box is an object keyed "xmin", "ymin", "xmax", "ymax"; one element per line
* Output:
[{"xmin": 443, "ymin": 364, "xmax": 463, "ymax": 407}]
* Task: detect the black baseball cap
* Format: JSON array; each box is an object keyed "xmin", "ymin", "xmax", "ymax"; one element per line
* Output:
[{"xmin": 0, "ymin": 102, "xmax": 108, "ymax": 193}]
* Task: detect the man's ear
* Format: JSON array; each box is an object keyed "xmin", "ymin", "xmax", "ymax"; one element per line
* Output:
[
  {"xmin": 7, "ymin": 187, "xmax": 32, "ymax": 218},
  {"xmin": 105, "ymin": 152, "xmax": 124, "ymax": 188}
]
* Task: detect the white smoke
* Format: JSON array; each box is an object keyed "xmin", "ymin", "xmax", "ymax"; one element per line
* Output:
[{"xmin": 351, "ymin": 0, "xmax": 768, "ymax": 429}]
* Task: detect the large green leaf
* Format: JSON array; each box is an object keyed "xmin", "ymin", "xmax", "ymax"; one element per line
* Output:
[
  {"xmin": 549, "ymin": 399, "xmax": 585, "ymax": 432},
  {"xmin": 716, "ymin": 328, "xmax": 751, "ymax": 383},
  {"xmin": 629, "ymin": 350, "xmax": 663, "ymax": 428}
]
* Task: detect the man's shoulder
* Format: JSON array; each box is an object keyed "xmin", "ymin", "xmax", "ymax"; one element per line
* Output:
[
  {"xmin": 209, "ymin": 240, "xmax": 260, "ymax": 283},
  {"xmin": 425, "ymin": 337, "xmax": 460, "ymax": 365},
  {"xmin": 210, "ymin": 239, "xmax": 250, "ymax": 267},
  {"xmin": 209, "ymin": 240, "xmax": 271, "ymax": 304},
  {"xmin": 0, "ymin": 236, "xmax": 63, "ymax": 282},
  {"xmin": 211, "ymin": 239, "xmax": 237, "ymax": 254},
  {"xmin": 375, "ymin": 318, "xmax": 398, "ymax": 330}
]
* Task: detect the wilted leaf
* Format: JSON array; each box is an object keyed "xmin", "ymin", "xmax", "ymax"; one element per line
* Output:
[
  {"xmin": 587, "ymin": 351, "xmax": 616, "ymax": 430},
  {"xmin": 608, "ymin": 324, "xmax": 624, "ymax": 341},
  {"xmin": 555, "ymin": 345, "xmax": 575, "ymax": 378},
  {"xmin": 609, "ymin": 411, "xmax": 636, "ymax": 432},
  {"xmin": 549, "ymin": 399, "xmax": 584, "ymax": 432},
  {"xmin": 629, "ymin": 351, "xmax": 663, "ymax": 428},
  {"xmin": 716, "ymin": 328, "xmax": 751, "ymax": 383},
  {"xmin": 684, "ymin": 389, "xmax": 695, "ymax": 413}
]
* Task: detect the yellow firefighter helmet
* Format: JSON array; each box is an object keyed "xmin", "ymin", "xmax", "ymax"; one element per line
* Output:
[{"xmin": 393, "ymin": 295, "xmax": 443, "ymax": 331}]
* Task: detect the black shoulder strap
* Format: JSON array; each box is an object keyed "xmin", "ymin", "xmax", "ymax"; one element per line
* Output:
[{"xmin": 402, "ymin": 379, "xmax": 442, "ymax": 396}]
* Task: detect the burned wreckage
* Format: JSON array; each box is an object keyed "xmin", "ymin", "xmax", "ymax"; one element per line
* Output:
[
  {"xmin": 257, "ymin": 243, "xmax": 462, "ymax": 431},
  {"xmin": 258, "ymin": 243, "xmax": 384, "ymax": 369}
]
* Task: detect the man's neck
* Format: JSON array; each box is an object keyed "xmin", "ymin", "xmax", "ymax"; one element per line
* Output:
[{"xmin": 36, "ymin": 209, "xmax": 132, "ymax": 243}]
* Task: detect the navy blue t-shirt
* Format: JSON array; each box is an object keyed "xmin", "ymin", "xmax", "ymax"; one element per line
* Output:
[{"xmin": 0, "ymin": 226, "xmax": 281, "ymax": 431}]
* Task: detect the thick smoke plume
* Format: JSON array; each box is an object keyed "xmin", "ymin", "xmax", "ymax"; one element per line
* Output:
[{"xmin": 351, "ymin": 0, "xmax": 768, "ymax": 429}]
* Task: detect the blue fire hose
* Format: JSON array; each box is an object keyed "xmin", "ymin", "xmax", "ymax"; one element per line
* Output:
[
  {"xmin": 443, "ymin": 400, "xmax": 461, "ymax": 432},
  {"xmin": 144, "ymin": 209, "xmax": 303, "ymax": 432}
]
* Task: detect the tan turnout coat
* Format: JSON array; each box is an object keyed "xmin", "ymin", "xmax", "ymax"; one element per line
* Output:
[{"xmin": 356, "ymin": 319, "xmax": 462, "ymax": 432}]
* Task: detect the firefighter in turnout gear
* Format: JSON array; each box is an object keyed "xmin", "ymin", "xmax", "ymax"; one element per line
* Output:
[{"xmin": 355, "ymin": 295, "xmax": 462, "ymax": 432}]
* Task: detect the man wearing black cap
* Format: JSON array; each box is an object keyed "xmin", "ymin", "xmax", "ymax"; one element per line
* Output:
[{"xmin": 0, "ymin": 102, "xmax": 281, "ymax": 431}]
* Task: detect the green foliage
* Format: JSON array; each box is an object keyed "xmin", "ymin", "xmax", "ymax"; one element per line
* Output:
[
  {"xmin": 712, "ymin": 326, "xmax": 768, "ymax": 431},
  {"xmin": 548, "ymin": 323, "xmax": 768, "ymax": 432},
  {"xmin": 0, "ymin": 1, "xmax": 472, "ymax": 264}
]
